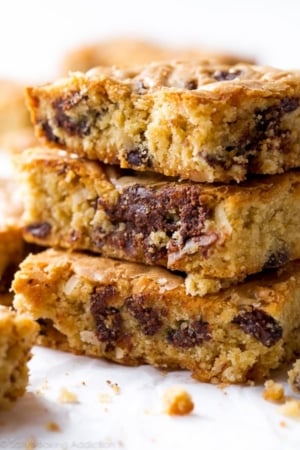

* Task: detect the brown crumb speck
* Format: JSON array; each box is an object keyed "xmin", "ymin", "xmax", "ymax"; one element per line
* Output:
[
  {"xmin": 106, "ymin": 380, "xmax": 120, "ymax": 394},
  {"xmin": 45, "ymin": 421, "xmax": 61, "ymax": 432},
  {"xmin": 263, "ymin": 379, "xmax": 285, "ymax": 403},
  {"xmin": 279, "ymin": 420, "xmax": 287, "ymax": 427},
  {"xmin": 58, "ymin": 387, "xmax": 78, "ymax": 404},
  {"xmin": 163, "ymin": 386, "xmax": 194, "ymax": 416}
]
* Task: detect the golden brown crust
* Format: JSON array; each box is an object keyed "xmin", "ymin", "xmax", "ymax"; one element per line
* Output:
[
  {"xmin": 18, "ymin": 147, "xmax": 300, "ymax": 295},
  {"xmin": 60, "ymin": 37, "xmax": 255, "ymax": 74},
  {"xmin": 26, "ymin": 61, "xmax": 300, "ymax": 182},
  {"xmin": 12, "ymin": 249, "xmax": 300, "ymax": 384},
  {"xmin": 0, "ymin": 306, "xmax": 38, "ymax": 408}
]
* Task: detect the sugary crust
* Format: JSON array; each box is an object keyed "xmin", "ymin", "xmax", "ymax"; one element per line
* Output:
[
  {"xmin": 60, "ymin": 37, "xmax": 254, "ymax": 74},
  {"xmin": 26, "ymin": 61, "xmax": 300, "ymax": 182},
  {"xmin": 0, "ymin": 306, "xmax": 38, "ymax": 408},
  {"xmin": 18, "ymin": 147, "xmax": 300, "ymax": 294},
  {"xmin": 12, "ymin": 249, "xmax": 300, "ymax": 384}
]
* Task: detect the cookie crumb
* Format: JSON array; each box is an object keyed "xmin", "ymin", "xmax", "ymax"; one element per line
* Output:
[
  {"xmin": 163, "ymin": 386, "xmax": 194, "ymax": 416},
  {"xmin": 106, "ymin": 380, "xmax": 120, "ymax": 394},
  {"xmin": 25, "ymin": 436, "xmax": 36, "ymax": 450},
  {"xmin": 58, "ymin": 387, "xmax": 78, "ymax": 403},
  {"xmin": 279, "ymin": 398, "xmax": 300, "ymax": 418},
  {"xmin": 279, "ymin": 420, "xmax": 287, "ymax": 427},
  {"xmin": 45, "ymin": 421, "xmax": 61, "ymax": 432},
  {"xmin": 263, "ymin": 379, "xmax": 285, "ymax": 403}
]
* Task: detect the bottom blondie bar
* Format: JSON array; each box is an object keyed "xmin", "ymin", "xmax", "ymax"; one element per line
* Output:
[
  {"xmin": 0, "ymin": 306, "xmax": 38, "ymax": 408},
  {"xmin": 13, "ymin": 249, "xmax": 300, "ymax": 384}
]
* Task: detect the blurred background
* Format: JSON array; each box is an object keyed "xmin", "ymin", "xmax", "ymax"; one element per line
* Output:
[{"xmin": 1, "ymin": 0, "xmax": 300, "ymax": 82}]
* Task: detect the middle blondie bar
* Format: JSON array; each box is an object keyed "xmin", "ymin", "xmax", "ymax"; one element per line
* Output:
[{"xmin": 18, "ymin": 148, "xmax": 300, "ymax": 295}]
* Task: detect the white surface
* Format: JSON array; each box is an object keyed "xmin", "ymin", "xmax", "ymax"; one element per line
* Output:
[
  {"xmin": 0, "ymin": 347, "xmax": 300, "ymax": 450},
  {"xmin": 1, "ymin": 0, "xmax": 300, "ymax": 82},
  {"xmin": 1, "ymin": 2, "xmax": 300, "ymax": 448}
]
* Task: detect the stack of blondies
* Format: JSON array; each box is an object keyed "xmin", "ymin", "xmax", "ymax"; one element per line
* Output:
[{"xmin": 12, "ymin": 60, "xmax": 300, "ymax": 384}]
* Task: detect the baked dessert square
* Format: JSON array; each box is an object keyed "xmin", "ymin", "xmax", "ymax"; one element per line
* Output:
[
  {"xmin": 18, "ymin": 147, "xmax": 300, "ymax": 295},
  {"xmin": 12, "ymin": 249, "xmax": 300, "ymax": 384},
  {"xmin": 0, "ymin": 306, "xmax": 38, "ymax": 408},
  {"xmin": 26, "ymin": 61, "xmax": 300, "ymax": 182},
  {"xmin": 0, "ymin": 178, "xmax": 25, "ymax": 299}
]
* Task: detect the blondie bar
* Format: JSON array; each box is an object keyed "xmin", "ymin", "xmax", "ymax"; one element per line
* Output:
[
  {"xmin": 12, "ymin": 249, "xmax": 300, "ymax": 384},
  {"xmin": 18, "ymin": 148, "xmax": 300, "ymax": 295},
  {"xmin": 0, "ymin": 179, "xmax": 25, "ymax": 298},
  {"xmin": 26, "ymin": 61, "xmax": 300, "ymax": 182},
  {"xmin": 0, "ymin": 80, "xmax": 34, "ymax": 152},
  {"xmin": 0, "ymin": 306, "xmax": 38, "ymax": 408},
  {"xmin": 61, "ymin": 37, "xmax": 254, "ymax": 74}
]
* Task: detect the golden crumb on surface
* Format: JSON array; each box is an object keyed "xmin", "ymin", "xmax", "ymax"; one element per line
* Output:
[
  {"xmin": 25, "ymin": 436, "xmax": 37, "ymax": 450},
  {"xmin": 279, "ymin": 420, "xmax": 287, "ymax": 427},
  {"xmin": 279, "ymin": 398, "xmax": 300, "ymax": 418},
  {"xmin": 163, "ymin": 386, "xmax": 194, "ymax": 416},
  {"xmin": 106, "ymin": 380, "xmax": 120, "ymax": 394},
  {"xmin": 45, "ymin": 421, "xmax": 61, "ymax": 432},
  {"xmin": 99, "ymin": 393, "xmax": 112, "ymax": 403},
  {"xmin": 58, "ymin": 387, "xmax": 78, "ymax": 404},
  {"xmin": 263, "ymin": 380, "xmax": 285, "ymax": 403}
]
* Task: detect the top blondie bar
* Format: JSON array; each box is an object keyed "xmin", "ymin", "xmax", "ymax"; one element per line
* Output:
[{"xmin": 26, "ymin": 61, "xmax": 300, "ymax": 182}]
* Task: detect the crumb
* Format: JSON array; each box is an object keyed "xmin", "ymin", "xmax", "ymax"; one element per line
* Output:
[
  {"xmin": 25, "ymin": 436, "xmax": 37, "ymax": 450},
  {"xmin": 104, "ymin": 407, "xmax": 109, "ymax": 413},
  {"xmin": 288, "ymin": 359, "xmax": 300, "ymax": 393},
  {"xmin": 163, "ymin": 386, "xmax": 194, "ymax": 416},
  {"xmin": 58, "ymin": 387, "xmax": 78, "ymax": 403},
  {"xmin": 99, "ymin": 393, "xmax": 112, "ymax": 403},
  {"xmin": 45, "ymin": 421, "xmax": 61, "ymax": 432},
  {"xmin": 106, "ymin": 380, "xmax": 120, "ymax": 394},
  {"xmin": 279, "ymin": 420, "xmax": 287, "ymax": 427},
  {"xmin": 279, "ymin": 398, "xmax": 300, "ymax": 418},
  {"xmin": 81, "ymin": 381, "xmax": 86, "ymax": 386},
  {"xmin": 263, "ymin": 380, "xmax": 285, "ymax": 403}
]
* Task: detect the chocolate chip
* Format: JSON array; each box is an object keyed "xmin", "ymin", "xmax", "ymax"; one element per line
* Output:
[
  {"xmin": 125, "ymin": 147, "xmax": 152, "ymax": 168},
  {"xmin": 52, "ymin": 91, "xmax": 92, "ymax": 138},
  {"xmin": 40, "ymin": 121, "xmax": 61, "ymax": 144},
  {"xmin": 92, "ymin": 183, "xmax": 210, "ymax": 264},
  {"xmin": 25, "ymin": 222, "xmax": 52, "ymax": 239},
  {"xmin": 263, "ymin": 249, "xmax": 290, "ymax": 270},
  {"xmin": 232, "ymin": 308, "xmax": 282, "ymax": 347},
  {"xmin": 213, "ymin": 70, "xmax": 242, "ymax": 81},
  {"xmin": 167, "ymin": 319, "xmax": 211, "ymax": 348},
  {"xmin": 280, "ymin": 97, "xmax": 299, "ymax": 113},
  {"xmin": 125, "ymin": 295, "xmax": 163, "ymax": 336},
  {"xmin": 185, "ymin": 79, "xmax": 198, "ymax": 90},
  {"xmin": 90, "ymin": 286, "xmax": 122, "ymax": 347}
]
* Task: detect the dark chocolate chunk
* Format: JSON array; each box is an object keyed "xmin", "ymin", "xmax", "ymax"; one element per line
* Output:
[
  {"xmin": 232, "ymin": 308, "xmax": 282, "ymax": 347},
  {"xmin": 90, "ymin": 285, "xmax": 122, "ymax": 347},
  {"xmin": 185, "ymin": 79, "xmax": 198, "ymax": 90},
  {"xmin": 280, "ymin": 97, "xmax": 299, "ymax": 113},
  {"xmin": 0, "ymin": 264, "xmax": 17, "ymax": 293},
  {"xmin": 213, "ymin": 70, "xmax": 242, "ymax": 81},
  {"xmin": 126, "ymin": 146, "xmax": 153, "ymax": 168},
  {"xmin": 125, "ymin": 295, "xmax": 163, "ymax": 336},
  {"xmin": 92, "ymin": 183, "xmax": 210, "ymax": 264},
  {"xmin": 167, "ymin": 319, "xmax": 211, "ymax": 348},
  {"xmin": 263, "ymin": 249, "xmax": 290, "ymax": 270},
  {"xmin": 40, "ymin": 121, "xmax": 61, "ymax": 144},
  {"xmin": 25, "ymin": 222, "xmax": 52, "ymax": 239}
]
